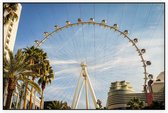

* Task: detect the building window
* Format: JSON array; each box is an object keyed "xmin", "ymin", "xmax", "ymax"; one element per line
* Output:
[
  {"xmin": 12, "ymin": 17, "xmax": 15, "ymax": 22},
  {"xmin": 6, "ymin": 39, "xmax": 9, "ymax": 44},
  {"xmin": 7, "ymin": 33, "xmax": 11, "ymax": 39},
  {"xmin": 5, "ymin": 45, "xmax": 8, "ymax": 50},
  {"xmin": 9, "ymin": 28, "xmax": 12, "ymax": 33},
  {"xmin": 10, "ymin": 22, "xmax": 13, "ymax": 27}
]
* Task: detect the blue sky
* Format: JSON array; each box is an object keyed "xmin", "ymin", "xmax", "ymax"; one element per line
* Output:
[{"xmin": 14, "ymin": 3, "xmax": 164, "ymax": 109}]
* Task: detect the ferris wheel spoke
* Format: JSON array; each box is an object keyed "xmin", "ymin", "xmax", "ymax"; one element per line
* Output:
[
  {"xmin": 47, "ymin": 75, "xmax": 77, "ymax": 102},
  {"xmin": 37, "ymin": 17, "xmax": 152, "ymax": 109}
]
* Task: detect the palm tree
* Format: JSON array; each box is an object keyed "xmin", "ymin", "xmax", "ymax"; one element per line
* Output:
[
  {"xmin": 22, "ymin": 73, "xmax": 41, "ymax": 109},
  {"xmin": 23, "ymin": 46, "xmax": 46, "ymax": 109},
  {"xmin": 127, "ymin": 97, "xmax": 145, "ymax": 110},
  {"xmin": 38, "ymin": 60, "xmax": 54, "ymax": 109},
  {"xmin": 47, "ymin": 101, "xmax": 71, "ymax": 110},
  {"xmin": 3, "ymin": 3, "xmax": 18, "ymax": 25},
  {"xmin": 3, "ymin": 48, "xmax": 41, "ymax": 109},
  {"xmin": 24, "ymin": 46, "xmax": 40, "ymax": 65}
]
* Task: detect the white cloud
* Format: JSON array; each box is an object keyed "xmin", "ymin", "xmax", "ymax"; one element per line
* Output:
[
  {"xmin": 54, "ymin": 67, "xmax": 80, "ymax": 76},
  {"xmin": 88, "ymin": 53, "xmax": 139, "ymax": 72},
  {"xmin": 44, "ymin": 84, "xmax": 75, "ymax": 100},
  {"xmin": 50, "ymin": 59, "xmax": 79, "ymax": 65}
]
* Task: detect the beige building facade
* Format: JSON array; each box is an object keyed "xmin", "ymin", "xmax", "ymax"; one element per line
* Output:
[
  {"xmin": 4, "ymin": 3, "xmax": 22, "ymax": 53},
  {"xmin": 3, "ymin": 3, "xmax": 42, "ymax": 109},
  {"xmin": 107, "ymin": 72, "xmax": 165, "ymax": 109}
]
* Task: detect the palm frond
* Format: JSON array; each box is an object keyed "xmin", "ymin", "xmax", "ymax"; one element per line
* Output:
[{"xmin": 19, "ymin": 77, "xmax": 41, "ymax": 94}]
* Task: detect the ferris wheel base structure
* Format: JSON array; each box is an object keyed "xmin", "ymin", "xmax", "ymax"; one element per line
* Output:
[{"xmin": 71, "ymin": 62, "xmax": 99, "ymax": 109}]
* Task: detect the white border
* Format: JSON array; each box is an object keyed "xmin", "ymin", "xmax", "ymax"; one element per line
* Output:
[{"xmin": 0, "ymin": 0, "xmax": 167, "ymax": 113}]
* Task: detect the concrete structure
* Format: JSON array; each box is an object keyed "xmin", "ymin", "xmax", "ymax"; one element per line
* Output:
[
  {"xmin": 3, "ymin": 3, "xmax": 41, "ymax": 109},
  {"xmin": 106, "ymin": 72, "xmax": 165, "ymax": 109},
  {"xmin": 152, "ymin": 71, "xmax": 164, "ymax": 93},
  {"xmin": 4, "ymin": 82, "xmax": 41, "ymax": 109},
  {"xmin": 3, "ymin": 3, "xmax": 22, "ymax": 109},
  {"xmin": 106, "ymin": 81, "xmax": 136, "ymax": 109},
  {"xmin": 151, "ymin": 71, "xmax": 165, "ymax": 103},
  {"xmin": 4, "ymin": 3, "xmax": 22, "ymax": 53},
  {"xmin": 19, "ymin": 86, "xmax": 41, "ymax": 109}
]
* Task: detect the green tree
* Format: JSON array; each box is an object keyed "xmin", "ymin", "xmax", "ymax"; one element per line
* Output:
[
  {"xmin": 38, "ymin": 60, "xmax": 54, "ymax": 109},
  {"xmin": 22, "ymin": 73, "xmax": 41, "ymax": 109},
  {"xmin": 47, "ymin": 101, "xmax": 71, "ymax": 110},
  {"xmin": 3, "ymin": 3, "xmax": 18, "ymax": 25},
  {"xmin": 23, "ymin": 46, "xmax": 46, "ymax": 109},
  {"xmin": 127, "ymin": 97, "xmax": 145, "ymax": 110},
  {"xmin": 3, "ymin": 49, "xmax": 41, "ymax": 109}
]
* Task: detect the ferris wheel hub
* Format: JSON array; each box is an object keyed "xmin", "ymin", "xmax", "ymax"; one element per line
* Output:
[{"xmin": 81, "ymin": 62, "xmax": 87, "ymax": 67}]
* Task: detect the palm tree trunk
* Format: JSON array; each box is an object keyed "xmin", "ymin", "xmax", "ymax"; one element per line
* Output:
[
  {"xmin": 40, "ymin": 89, "xmax": 44, "ymax": 109},
  {"xmin": 29, "ymin": 77, "xmax": 35, "ymax": 109},
  {"xmin": 23, "ymin": 82, "xmax": 28, "ymax": 109},
  {"xmin": 29, "ymin": 58, "xmax": 35, "ymax": 109},
  {"xmin": 3, "ymin": 78, "xmax": 8, "ymax": 96},
  {"xmin": 40, "ymin": 84, "xmax": 45, "ymax": 109},
  {"xmin": 5, "ymin": 79, "xmax": 16, "ymax": 109},
  {"xmin": 5, "ymin": 88, "xmax": 14, "ymax": 109}
]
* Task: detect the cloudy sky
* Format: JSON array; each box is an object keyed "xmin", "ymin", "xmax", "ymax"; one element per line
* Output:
[{"xmin": 14, "ymin": 3, "xmax": 164, "ymax": 109}]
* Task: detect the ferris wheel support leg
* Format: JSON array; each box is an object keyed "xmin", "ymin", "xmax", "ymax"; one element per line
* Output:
[
  {"xmin": 71, "ymin": 72, "xmax": 83, "ymax": 108},
  {"xmin": 74, "ymin": 79, "xmax": 84, "ymax": 109},
  {"xmin": 85, "ymin": 72, "xmax": 98, "ymax": 108},
  {"xmin": 85, "ymin": 77, "xmax": 89, "ymax": 109}
]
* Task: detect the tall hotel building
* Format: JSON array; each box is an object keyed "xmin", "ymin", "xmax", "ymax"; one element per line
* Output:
[
  {"xmin": 3, "ymin": 4, "xmax": 41, "ymax": 109},
  {"xmin": 3, "ymin": 3, "xmax": 22, "ymax": 108},
  {"xmin": 4, "ymin": 3, "xmax": 22, "ymax": 53}
]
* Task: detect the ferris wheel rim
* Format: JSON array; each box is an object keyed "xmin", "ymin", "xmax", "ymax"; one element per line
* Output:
[{"xmin": 35, "ymin": 18, "xmax": 152, "ymax": 95}]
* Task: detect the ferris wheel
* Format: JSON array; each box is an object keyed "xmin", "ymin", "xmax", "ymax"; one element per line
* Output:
[{"xmin": 35, "ymin": 18, "xmax": 152, "ymax": 109}]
